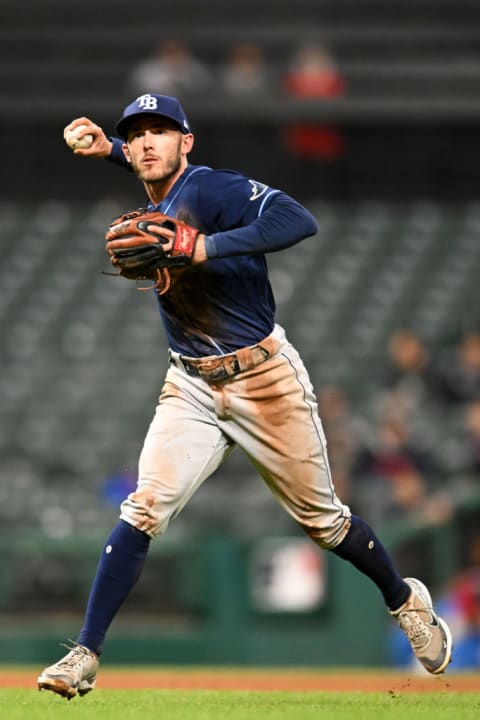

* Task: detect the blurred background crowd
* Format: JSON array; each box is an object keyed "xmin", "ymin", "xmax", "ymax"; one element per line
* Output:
[
  {"xmin": 1, "ymin": 0, "xmax": 480, "ymax": 669},
  {"xmin": 125, "ymin": 37, "xmax": 345, "ymax": 102}
]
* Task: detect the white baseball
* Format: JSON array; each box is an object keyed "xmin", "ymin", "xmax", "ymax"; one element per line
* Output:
[{"xmin": 66, "ymin": 124, "xmax": 94, "ymax": 150}]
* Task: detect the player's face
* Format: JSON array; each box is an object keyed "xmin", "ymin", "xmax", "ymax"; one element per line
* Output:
[{"xmin": 123, "ymin": 117, "xmax": 192, "ymax": 185}]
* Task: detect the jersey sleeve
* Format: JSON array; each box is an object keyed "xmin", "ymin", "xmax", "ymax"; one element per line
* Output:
[{"xmin": 198, "ymin": 170, "xmax": 279, "ymax": 231}]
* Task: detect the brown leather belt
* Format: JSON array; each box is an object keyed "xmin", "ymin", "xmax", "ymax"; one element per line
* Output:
[{"xmin": 170, "ymin": 334, "xmax": 279, "ymax": 384}]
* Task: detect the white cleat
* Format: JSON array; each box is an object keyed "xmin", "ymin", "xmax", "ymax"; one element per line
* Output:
[
  {"xmin": 392, "ymin": 577, "xmax": 453, "ymax": 674},
  {"xmin": 37, "ymin": 641, "xmax": 98, "ymax": 700}
]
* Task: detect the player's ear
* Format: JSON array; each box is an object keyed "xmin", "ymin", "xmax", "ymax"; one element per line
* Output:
[
  {"xmin": 122, "ymin": 142, "xmax": 132, "ymax": 164},
  {"xmin": 182, "ymin": 133, "xmax": 194, "ymax": 156}
]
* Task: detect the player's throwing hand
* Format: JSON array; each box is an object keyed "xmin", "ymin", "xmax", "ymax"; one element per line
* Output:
[{"xmin": 64, "ymin": 117, "xmax": 113, "ymax": 157}]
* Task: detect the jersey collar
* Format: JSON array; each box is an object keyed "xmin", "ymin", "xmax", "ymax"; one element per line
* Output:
[{"xmin": 148, "ymin": 164, "xmax": 210, "ymax": 214}]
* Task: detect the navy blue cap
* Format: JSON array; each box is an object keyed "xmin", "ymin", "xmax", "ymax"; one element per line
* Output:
[{"xmin": 115, "ymin": 93, "xmax": 191, "ymax": 140}]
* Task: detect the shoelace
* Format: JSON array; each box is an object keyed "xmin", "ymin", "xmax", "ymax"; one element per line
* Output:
[
  {"xmin": 56, "ymin": 641, "xmax": 92, "ymax": 670},
  {"xmin": 397, "ymin": 609, "xmax": 433, "ymax": 651}
]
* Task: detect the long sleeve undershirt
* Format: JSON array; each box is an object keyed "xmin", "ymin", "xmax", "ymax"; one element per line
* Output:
[{"xmin": 204, "ymin": 193, "xmax": 318, "ymax": 259}]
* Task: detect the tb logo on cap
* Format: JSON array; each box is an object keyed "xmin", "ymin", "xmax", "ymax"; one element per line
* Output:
[{"xmin": 137, "ymin": 94, "xmax": 158, "ymax": 110}]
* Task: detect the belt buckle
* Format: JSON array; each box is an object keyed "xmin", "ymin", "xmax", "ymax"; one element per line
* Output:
[
  {"xmin": 200, "ymin": 355, "xmax": 240, "ymax": 383},
  {"xmin": 203, "ymin": 366, "xmax": 228, "ymax": 383}
]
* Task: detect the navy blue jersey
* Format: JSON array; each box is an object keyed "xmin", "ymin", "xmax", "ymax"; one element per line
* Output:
[
  {"xmin": 150, "ymin": 165, "xmax": 283, "ymax": 356},
  {"xmin": 107, "ymin": 143, "xmax": 318, "ymax": 356}
]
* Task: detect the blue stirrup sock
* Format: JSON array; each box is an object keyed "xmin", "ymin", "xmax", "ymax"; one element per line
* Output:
[
  {"xmin": 76, "ymin": 520, "xmax": 150, "ymax": 656},
  {"xmin": 331, "ymin": 515, "xmax": 410, "ymax": 611},
  {"xmin": 76, "ymin": 515, "xmax": 409, "ymax": 656}
]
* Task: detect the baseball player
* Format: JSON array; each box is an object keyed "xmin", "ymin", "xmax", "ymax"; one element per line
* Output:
[{"xmin": 37, "ymin": 93, "xmax": 452, "ymax": 699}]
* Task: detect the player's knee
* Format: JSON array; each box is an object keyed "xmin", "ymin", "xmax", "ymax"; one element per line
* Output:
[
  {"xmin": 300, "ymin": 514, "xmax": 352, "ymax": 550},
  {"xmin": 119, "ymin": 486, "xmax": 170, "ymax": 538}
]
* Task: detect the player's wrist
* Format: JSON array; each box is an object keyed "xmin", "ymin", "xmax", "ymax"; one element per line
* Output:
[
  {"xmin": 193, "ymin": 234, "xmax": 208, "ymax": 264},
  {"xmin": 105, "ymin": 137, "xmax": 129, "ymax": 165},
  {"xmin": 202, "ymin": 235, "xmax": 217, "ymax": 259}
]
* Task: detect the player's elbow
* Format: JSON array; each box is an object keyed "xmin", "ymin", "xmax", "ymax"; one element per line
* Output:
[
  {"xmin": 280, "ymin": 196, "xmax": 319, "ymax": 239},
  {"xmin": 302, "ymin": 209, "xmax": 319, "ymax": 238},
  {"xmin": 293, "ymin": 206, "xmax": 318, "ymax": 241},
  {"xmin": 269, "ymin": 193, "xmax": 318, "ymax": 239}
]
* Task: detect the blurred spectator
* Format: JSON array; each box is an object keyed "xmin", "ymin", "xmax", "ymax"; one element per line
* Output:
[
  {"xmin": 373, "ymin": 329, "xmax": 435, "ymax": 445},
  {"xmin": 383, "ymin": 328, "xmax": 431, "ymax": 399},
  {"xmin": 435, "ymin": 331, "xmax": 480, "ymax": 405},
  {"xmin": 219, "ymin": 43, "xmax": 270, "ymax": 96},
  {"xmin": 282, "ymin": 42, "xmax": 345, "ymax": 162},
  {"xmin": 127, "ymin": 39, "xmax": 213, "ymax": 98},
  {"xmin": 207, "ymin": 43, "xmax": 275, "ymax": 178},
  {"xmin": 283, "ymin": 43, "xmax": 345, "ymax": 98},
  {"xmin": 351, "ymin": 412, "xmax": 451, "ymax": 527},
  {"xmin": 448, "ymin": 398, "xmax": 480, "ymax": 480},
  {"xmin": 463, "ymin": 399, "xmax": 480, "ymax": 476},
  {"xmin": 353, "ymin": 413, "xmax": 428, "ymax": 482},
  {"xmin": 317, "ymin": 385, "xmax": 358, "ymax": 502}
]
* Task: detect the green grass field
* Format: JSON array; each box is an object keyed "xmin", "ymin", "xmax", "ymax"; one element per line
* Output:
[{"xmin": 1, "ymin": 688, "xmax": 479, "ymax": 720}]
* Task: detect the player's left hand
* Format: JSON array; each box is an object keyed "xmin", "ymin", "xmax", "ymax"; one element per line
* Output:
[{"xmin": 105, "ymin": 209, "xmax": 203, "ymax": 293}]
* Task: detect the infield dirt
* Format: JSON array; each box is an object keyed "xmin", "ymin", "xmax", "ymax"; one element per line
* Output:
[{"xmin": 1, "ymin": 667, "xmax": 478, "ymax": 693}]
